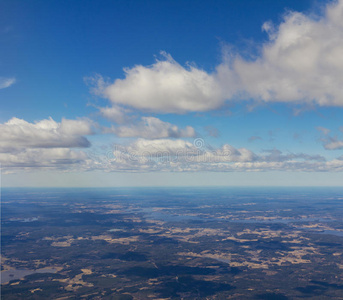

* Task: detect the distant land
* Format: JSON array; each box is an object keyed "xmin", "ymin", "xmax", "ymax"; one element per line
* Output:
[{"xmin": 1, "ymin": 187, "xmax": 343, "ymax": 299}]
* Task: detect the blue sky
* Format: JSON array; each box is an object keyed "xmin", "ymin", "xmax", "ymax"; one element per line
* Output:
[{"xmin": 1, "ymin": 0, "xmax": 343, "ymax": 187}]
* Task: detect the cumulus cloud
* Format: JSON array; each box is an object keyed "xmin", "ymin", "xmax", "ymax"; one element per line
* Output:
[
  {"xmin": 91, "ymin": 0, "xmax": 343, "ymax": 113},
  {"xmin": 104, "ymin": 117, "xmax": 195, "ymax": 139},
  {"xmin": 0, "ymin": 77, "xmax": 16, "ymax": 89},
  {"xmin": 0, "ymin": 117, "xmax": 93, "ymax": 152}
]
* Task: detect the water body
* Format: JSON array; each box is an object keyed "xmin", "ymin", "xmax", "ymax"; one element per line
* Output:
[
  {"xmin": 144, "ymin": 211, "xmax": 204, "ymax": 222},
  {"xmin": 132, "ymin": 207, "xmax": 205, "ymax": 222},
  {"xmin": 138, "ymin": 209, "xmax": 343, "ymax": 237},
  {"xmin": 317, "ymin": 230, "xmax": 343, "ymax": 237},
  {"xmin": 138, "ymin": 208, "xmax": 334, "ymax": 225},
  {"xmin": 230, "ymin": 217, "xmax": 333, "ymax": 224},
  {"xmin": 1, "ymin": 268, "xmax": 58, "ymax": 284}
]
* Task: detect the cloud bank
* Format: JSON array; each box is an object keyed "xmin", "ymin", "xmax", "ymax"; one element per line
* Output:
[{"xmin": 88, "ymin": 139, "xmax": 341, "ymax": 173}]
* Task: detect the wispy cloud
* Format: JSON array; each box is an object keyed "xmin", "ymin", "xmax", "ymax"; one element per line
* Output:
[
  {"xmin": 248, "ymin": 136, "xmax": 262, "ymax": 142},
  {"xmin": 324, "ymin": 139, "xmax": 343, "ymax": 150},
  {"xmin": 317, "ymin": 125, "xmax": 343, "ymax": 150},
  {"xmin": 0, "ymin": 77, "xmax": 16, "ymax": 89},
  {"xmin": 103, "ymin": 117, "xmax": 195, "ymax": 139}
]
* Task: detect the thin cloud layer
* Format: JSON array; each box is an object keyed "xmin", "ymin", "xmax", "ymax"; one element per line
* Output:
[
  {"xmin": 104, "ymin": 117, "xmax": 195, "ymax": 139},
  {"xmin": 317, "ymin": 125, "xmax": 343, "ymax": 150},
  {"xmin": 0, "ymin": 77, "xmax": 16, "ymax": 89},
  {"xmin": 99, "ymin": 105, "xmax": 132, "ymax": 124},
  {"xmin": 87, "ymin": 139, "xmax": 337, "ymax": 173},
  {"xmin": 92, "ymin": 0, "xmax": 343, "ymax": 113}
]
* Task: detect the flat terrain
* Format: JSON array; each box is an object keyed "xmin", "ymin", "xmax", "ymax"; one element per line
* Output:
[{"xmin": 1, "ymin": 187, "xmax": 343, "ymax": 299}]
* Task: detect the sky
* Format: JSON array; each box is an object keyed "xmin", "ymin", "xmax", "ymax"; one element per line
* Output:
[{"xmin": 1, "ymin": 0, "xmax": 343, "ymax": 187}]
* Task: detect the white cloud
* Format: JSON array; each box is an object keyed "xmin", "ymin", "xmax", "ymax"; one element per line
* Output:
[
  {"xmin": 0, "ymin": 117, "xmax": 93, "ymax": 152},
  {"xmin": 248, "ymin": 136, "xmax": 263, "ymax": 142},
  {"xmin": 92, "ymin": 0, "xmax": 343, "ymax": 113},
  {"xmin": 104, "ymin": 117, "xmax": 195, "ymax": 139},
  {"xmin": 0, "ymin": 77, "xmax": 16, "ymax": 89}
]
